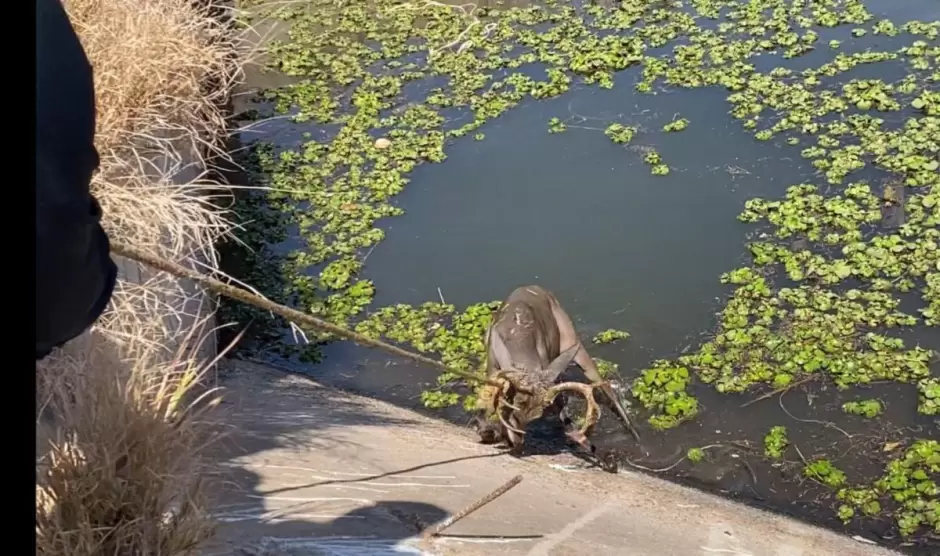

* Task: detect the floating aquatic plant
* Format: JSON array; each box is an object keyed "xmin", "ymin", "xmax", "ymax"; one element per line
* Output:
[
  {"xmin": 805, "ymin": 458, "xmax": 848, "ymax": 488},
  {"xmin": 593, "ymin": 329, "xmax": 631, "ymax": 345},
  {"xmin": 548, "ymin": 117, "xmax": 567, "ymax": 133},
  {"xmin": 630, "ymin": 363, "xmax": 698, "ymax": 430},
  {"xmin": 764, "ymin": 425, "xmax": 789, "ymax": 460},
  {"xmin": 595, "ymin": 358, "xmax": 620, "ymax": 379},
  {"xmin": 837, "ymin": 440, "xmax": 939, "ymax": 536},
  {"xmin": 842, "ymin": 399, "xmax": 884, "ymax": 418},
  {"xmin": 918, "ymin": 378, "xmax": 940, "ymax": 415},
  {"xmin": 604, "ymin": 123, "xmax": 637, "ymax": 144},
  {"xmin": 663, "ymin": 117, "xmax": 689, "ymax": 132}
]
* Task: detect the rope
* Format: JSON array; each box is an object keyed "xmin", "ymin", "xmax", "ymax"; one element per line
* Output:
[{"xmin": 109, "ymin": 241, "xmax": 498, "ymax": 387}]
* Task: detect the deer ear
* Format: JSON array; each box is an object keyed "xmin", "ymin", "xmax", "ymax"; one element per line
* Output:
[
  {"xmin": 544, "ymin": 343, "xmax": 581, "ymax": 381},
  {"xmin": 488, "ymin": 326, "xmax": 513, "ymax": 370}
]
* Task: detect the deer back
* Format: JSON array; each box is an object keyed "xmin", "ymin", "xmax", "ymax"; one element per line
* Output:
[{"xmin": 487, "ymin": 285, "xmax": 563, "ymax": 381}]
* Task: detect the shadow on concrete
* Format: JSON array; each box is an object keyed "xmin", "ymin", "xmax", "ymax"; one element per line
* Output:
[
  {"xmin": 206, "ymin": 501, "xmax": 446, "ymax": 555},
  {"xmin": 254, "ymin": 452, "xmax": 505, "ymax": 498},
  {"xmin": 203, "ymin": 360, "xmax": 545, "ymax": 554},
  {"xmin": 208, "ymin": 498, "xmax": 544, "ymax": 555}
]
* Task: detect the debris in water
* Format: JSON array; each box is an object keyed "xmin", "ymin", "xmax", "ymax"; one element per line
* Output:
[
  {"xmin": 881, "ymin": 180, "xmax": 906, "ymax": 229},
  {"xmin": 852, "ymin": 535, "xmax": 878, "ymax": 545},
  {"xmin": 790, "ymin": 238, "xmax": 810, "ymax": 252}
]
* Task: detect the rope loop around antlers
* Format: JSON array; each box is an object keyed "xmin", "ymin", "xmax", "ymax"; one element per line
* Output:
[{"xmin": 484, "ymin": 373, "xmax": 607, "ymax": 444}]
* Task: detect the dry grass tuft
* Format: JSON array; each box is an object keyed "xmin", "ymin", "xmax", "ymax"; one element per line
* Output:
[
  {"xmin": 36, "ymin": 0, "xmax": 248, "ymax": 554},
  {"xmin": 36, "ymin": 320, "xmax": 227, "ymax": 555},
  {"xmin": 66, "ymin": 0, "xmax": 239, "ymax": 259}
]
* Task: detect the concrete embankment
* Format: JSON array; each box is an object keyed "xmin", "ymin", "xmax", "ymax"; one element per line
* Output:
[{"xmin": 205, "ymin": 360, "xmax": 902, "ymax": 556}]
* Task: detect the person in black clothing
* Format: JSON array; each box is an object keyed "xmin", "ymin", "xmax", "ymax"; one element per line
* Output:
[{"xmin": 35, "ymin": 0, "xmax": 117, "ymax": 360}]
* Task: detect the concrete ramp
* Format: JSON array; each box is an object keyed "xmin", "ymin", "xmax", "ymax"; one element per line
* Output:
[{"xmin": 205, "ymin": 361, "xmax": 900, "ymax": 556}]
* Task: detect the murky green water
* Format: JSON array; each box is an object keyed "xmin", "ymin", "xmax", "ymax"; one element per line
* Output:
[{"xmin": 227, "ymin": 1, "xmax": 940, "ymax": 552}]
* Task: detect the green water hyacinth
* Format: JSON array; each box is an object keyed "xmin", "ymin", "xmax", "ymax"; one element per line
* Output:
[
  {"xmin": 764, "ymin": 425, "xmax": 789, "ymax": 459},
  {"xmin": 842, "ymin": 398, "xmax": 884, "ymax": 418}
]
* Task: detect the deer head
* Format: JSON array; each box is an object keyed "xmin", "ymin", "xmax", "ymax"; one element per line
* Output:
[{"xmin": 480, "ymin": 337, "xmax": 585, "ymax": 449}]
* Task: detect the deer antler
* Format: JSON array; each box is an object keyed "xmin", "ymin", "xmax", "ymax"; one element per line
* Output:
[
  {"xmin": 492, "ymin": 370, "xmax": 535, "ymax": 396},
  {"xmin": 498, "ymin": 397, "xmax": 521, "ymax": 412},
  {"xmin": 544, "ymin": 381, "xmax": 605, "ymax": 440},
  {"xmin": 490, "ymin": 373, "xmax": 526, "ymax": 435},
  {"xmin": 485, "ymin": 371, "xmax": 601, "ymax": 445},
  {"xmin": 486, "ymin": 374, "xmax": 520, "ymax": 413},
  {"xmin": 497, "ymin": 407, "xmax": 526, "ymax": 436}
]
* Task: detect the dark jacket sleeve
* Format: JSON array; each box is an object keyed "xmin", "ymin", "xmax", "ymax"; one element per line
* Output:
[{"xmin": 35, "ymin": 0, "xmax": 117, "ymax": 360}]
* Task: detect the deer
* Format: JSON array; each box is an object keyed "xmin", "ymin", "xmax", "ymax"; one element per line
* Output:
[{"xmin": 471, "ymin": 285, "xmax": 640, "ymax": 454}]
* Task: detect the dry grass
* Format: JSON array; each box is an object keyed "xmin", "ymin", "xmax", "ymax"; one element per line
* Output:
[
  {"xmin": 65, "ymin": 0, "xmax": 238, "ymax": 259},
  {"xmin": 36, "ymin": 321, "xmax": 227, "ymax": 555},
  {"xmin": 36, "ymin": 0, "xmax": 247, "ymax": 554}
]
